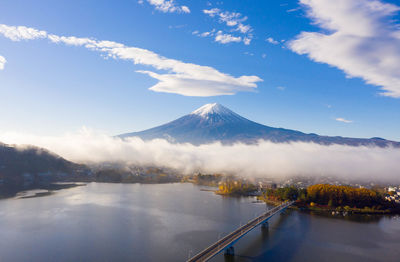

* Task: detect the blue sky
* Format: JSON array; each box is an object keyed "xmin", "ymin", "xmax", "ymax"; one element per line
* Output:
[{"xmin": 0, "ymin": 0, "xmax": 399, "ymax": 141}]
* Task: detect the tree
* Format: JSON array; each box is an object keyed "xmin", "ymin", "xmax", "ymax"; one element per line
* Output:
[{"xmin": 306, "ymin": 184, "xmax": 386, "ymax": 209}]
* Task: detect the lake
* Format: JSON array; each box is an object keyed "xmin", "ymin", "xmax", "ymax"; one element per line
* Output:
[{"xmin": 0, "ymin": 183, "xmax": 399, "ymax": 262}]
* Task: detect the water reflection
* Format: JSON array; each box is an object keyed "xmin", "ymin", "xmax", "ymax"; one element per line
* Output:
[{"xmin": 0, "ymin": 183, "xmax": 399, "ymax": 262}]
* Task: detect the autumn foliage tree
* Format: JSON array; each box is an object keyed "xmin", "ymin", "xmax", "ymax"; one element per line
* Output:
[{"xmin": 306, "ymin": 184, "xmax": 386, "ymax": 208}]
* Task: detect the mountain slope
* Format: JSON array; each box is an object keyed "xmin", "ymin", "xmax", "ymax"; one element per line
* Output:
[
  {"xmin": 0, "ymin": 143, "xmax": 90, "ymax": 189},
  {"xmin": 119, "ymin": 103, "xmax": 400, "ymax": 147}
]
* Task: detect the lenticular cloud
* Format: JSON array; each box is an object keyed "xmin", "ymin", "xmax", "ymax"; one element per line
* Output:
[
  {"xmin": 1, "ymin": 128, "xmax": 399, "ymax": 182},
  {"xmin": 0, "ymin": 24, "xmax": 261, "ymax": 97}
]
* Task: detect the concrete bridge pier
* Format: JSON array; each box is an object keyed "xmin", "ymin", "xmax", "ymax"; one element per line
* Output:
[
  {"xmin": 224, "ymin": 246, "xmax": 234, "ymax": 256},
  {"xmin": 261, "ymin": 221, "xmax": 269, "ymax": 230}
]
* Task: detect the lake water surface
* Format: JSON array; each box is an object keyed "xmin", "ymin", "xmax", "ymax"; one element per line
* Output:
[{"xmin": 0, "ymin": 183, "xmax": 399, "ymax": 262}]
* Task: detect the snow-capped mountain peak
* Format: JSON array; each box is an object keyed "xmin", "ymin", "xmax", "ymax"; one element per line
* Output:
[
  {"xmin": 119, "ymin": 104, "xmax": 400, "ymax": 147},
  {"xmin": 191, "ymin": 103, "xmax": 235, "ymax": 117}
]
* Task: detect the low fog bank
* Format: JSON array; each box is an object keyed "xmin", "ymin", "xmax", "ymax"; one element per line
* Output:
[{"xmin": 1, "ymin": 128, "xmax": 399, "ymax": 183}]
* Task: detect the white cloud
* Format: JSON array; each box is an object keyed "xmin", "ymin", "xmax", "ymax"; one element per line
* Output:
[
  {"xmin": 214, "ymin": 31, "xmax": 242, "ymax": 44},
  {"xmin": 289, "ymin": 0, "xmax": 400, "ymax": 98},
  {"xmin": 180, "ymin": 5, "xmax": 190, "ymax": 13},
  {"xmin": 0, "ymin": 56, "xmax": 6, "ymax": 70},
  {"xmin": 277, "ymin": 86, "xmax": 286, "ymax": 91},
  {"xmin": 192, "ymin": 28, "xmax": 220, "ymax": 38},
  {"xmin": 266, "ymin": 37, "xmax": 279, "ymax": 45},
  {"xmin": 237, "ymin": 23, "xmax": 251, "ymax": 34},
  {"xmin": 145, "ymin": 0, "xmax": 190, "ymax": 13},
  {"xmin": 193, "ymin": 29, "xmax": 215, "ymax": 38},
  {"xmin": 203, "ymin": 8, "xmax": 220, "ymax": 17},
  {"xmin": 287, "ymin": 7, "xmax": 301, "ymax": 13},
  {"xmin": 0, "ymin": 24, "xmax": 47, "ymax": 41},
  {"xmin": 203, "ymin": 8, "xmax": 253, "ymax": 45},
  {"xmin": 243, "ymin": 37, "xmax": 251, "ymax": 45},
  {"xmin": 48, "ymin": 35, "xmax": 97, "ymax": 46},
  {"xmin": 217, "ymin": 10, "xmax": 248, "ymax": 27},
  {"xmin": 200, "ymin": 31, "xmax": 212, "ymax": 37},
  {"xmin": 0, "ymin": 24, "xmax": 262, "ymax": 97},
  {"xmin": 336, "ymin": 117, "xmax": 353, "ymax": 123},
  {"xmin": 1, "ymin": 128, "xmax": 400, "ymax": 182}
]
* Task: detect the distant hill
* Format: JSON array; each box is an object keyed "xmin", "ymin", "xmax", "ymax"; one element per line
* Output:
[
  {"xmin": 119, "ymin": 103, "xmax": 400, "ymax": 147},
  {"xmin": 0, "ymin": 142, "xmax": 90, "ymax": 191},
  {"xmin": 0, "ymin": 142, "xmax": 183, "ymax": 198}
]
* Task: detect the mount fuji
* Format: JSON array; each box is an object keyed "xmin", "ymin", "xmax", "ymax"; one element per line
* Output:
[{"xmin": 119, "ymin": 103, "xmax": 399, "ymax": 147}]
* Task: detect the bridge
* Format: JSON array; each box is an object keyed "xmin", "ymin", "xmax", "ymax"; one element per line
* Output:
[{"xmin": 187, "ymin": 201, "xmax": 294, "ymax": 262}]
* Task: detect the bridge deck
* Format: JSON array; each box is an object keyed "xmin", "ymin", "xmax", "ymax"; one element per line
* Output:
[{"xmin": 187, "ymin": 201, "xmax": 294, "ymax": 262}]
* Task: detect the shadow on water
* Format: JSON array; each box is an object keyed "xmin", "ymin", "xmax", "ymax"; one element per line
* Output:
[
  {"xmin": 224, "ymin": 255, "xmax": 235, "ymax": 262},
  {"xmin": 305, "ymin": 210, "xmax": 385, "ymax": 224},
  {"xmin": 222, "ymin": 209, "xmax": 310, "ymax": 262},
  {"xmin": 0, "ymin": 183, "xmax": 85, "ymax": 200},
  {"xmin": 225, "ymin": 208, "xmax": 397, "ymax": 262}
]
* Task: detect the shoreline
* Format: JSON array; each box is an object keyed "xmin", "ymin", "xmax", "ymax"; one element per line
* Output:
[
  {"xmin": 3, "ymin": 182, "xmax": 399, "ymax": 217},
  {"xmin": 0, "ymin": 183, "xmax": 86, "ymax": 200},
  {"xmin": 258, "ymin": 197, "xmax": 399, "ymax": 215}
]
